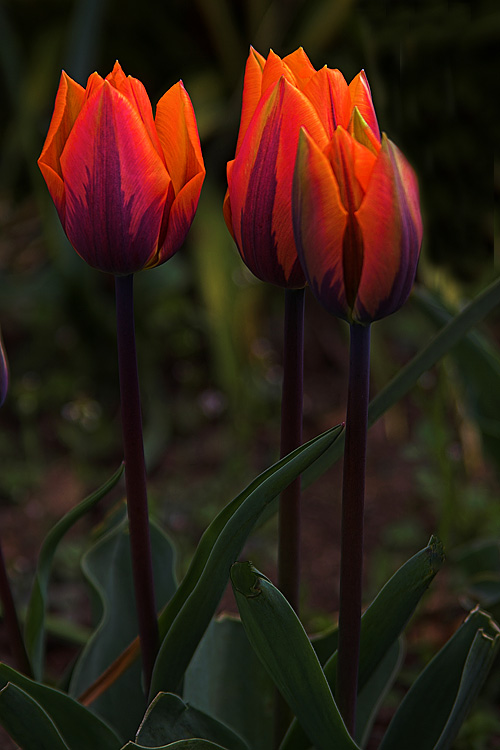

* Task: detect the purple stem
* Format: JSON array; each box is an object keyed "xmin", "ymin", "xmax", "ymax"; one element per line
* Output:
[
  {"xmin": 0, "ymin": 542, "xmax": 31, "ymax": 676},
  {"xmin": 336, "ymin": 322, "xmax": 371, "ymax": 735},
  {"xmin": 275, "ymin": 287, "xmax": 305, "ymax": 747},
  {"xmin": 115, "ymin": 274, "xmax": 159, "ymax": 692},
  {"xmin": 277, "ymin": 287, "xmax": 305, "ymax": 612}
]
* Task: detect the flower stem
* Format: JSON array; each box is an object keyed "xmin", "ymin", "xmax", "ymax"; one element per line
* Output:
[
  {"xmin": 277, "ymin": 287, "xmax": 305, "ymax": 612},
  {"xmin": 336, "ymin": 322, "xmax": 371, "ymax": 735},
  {"xmin": 275, "ymin": 287, "xmax": 305, "ymax": 747},
  {"xmin": 115, "ymin": 274, "xmax": 159, "ymax": 692},
  {"xmin": 0, "ymin": 541, "xmax": 31, "ymax": 676}
]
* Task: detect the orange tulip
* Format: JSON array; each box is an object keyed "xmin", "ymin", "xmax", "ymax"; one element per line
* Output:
[
  {"xmin": 38, "ymin": 62, "xmax": 205, "ymax": 275},
  {"xmin": 223, "ymin": 47, "xmax": 380, "ymax": 288},
  {"xmin": 293, "ymin": 107, "xmax": 422, "ymax": 323}
]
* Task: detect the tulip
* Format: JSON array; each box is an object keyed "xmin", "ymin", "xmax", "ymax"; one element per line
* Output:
[
  {"xmin": 223, "ymin": 47, "xmax": 380, "ymax": 288},
  {"xmin": 38, "ymin": 61, "xmax": 205, "ymax": 275},
  {"xmin": 293, "ymin": 109, "xmax": 422, "ymax": 324}
]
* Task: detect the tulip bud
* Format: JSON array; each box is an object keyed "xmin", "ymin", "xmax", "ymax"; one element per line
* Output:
[
  {"xmin": 38, "ymin": 62, "xmax": 205, "ymax": 275},
  {"xmin": 293, "ymin": 109, "xmax": 422, "ymax": 324},
  {"xmin": 224, "ymin": 48, "xmax": 394, "ymax": 291}
]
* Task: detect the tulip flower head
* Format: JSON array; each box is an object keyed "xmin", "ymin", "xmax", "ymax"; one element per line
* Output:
[
  {"xmin": 293, "ymin": 90, "xmax": 422, "ymax": 324},
  {"xmin": 224, "ymin": 48, "xmax": 388, "ymax": 289},
  {"xmin": 38, "ymin": 62, "xmax": 205, "ymax": 275}
]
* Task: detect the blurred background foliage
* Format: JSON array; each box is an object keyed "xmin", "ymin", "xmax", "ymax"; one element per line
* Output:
[
  {"xmin": 0, "ymin": 0, "xmax": 498, "ymax": 573},
  {"xmin": 0, "ymin": 0, "xmax": 499, "ymax": 744}
]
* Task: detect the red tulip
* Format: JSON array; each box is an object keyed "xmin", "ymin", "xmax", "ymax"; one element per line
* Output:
[
  {"xmin": 293, "ymin": 105, "xmax": 422, "ymax": 323},
  {"xmin": 38, "ymin": 62, "xmax": 205, "ymax": 275},
  {"xmin": 223, "ymin": 47, "xmax": 380, "ymax": 288}
]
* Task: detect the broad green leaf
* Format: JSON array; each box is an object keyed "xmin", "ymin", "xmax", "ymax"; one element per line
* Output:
[
  {"xmin": 69, "ymin": 517, "xmax": 177, "ymax": 740},
  {"xmin": 355, "ymin": 638, "xmax": 404, "ymax": 747},
  {"xmin": 413, "ymin": 286, "xmax": 500, "ymax": 472},
  {"xmin": 122, "ymin": 740, "xmax": 229, "ymax": 749},
  {"xmin": 282, "ymin": 536, "xmax": 444, "ymax": 750},
  {"xmin": 135, "ymin": 692, "xmax": 248, "ymax": 750},
  {"xmin": 0, "ymin": 682, "xmax": 69, "ymax": 750},
  {"xmin": 183, "ymin": 616, "xmax": 274, "ymax": 750},
  {"xmin": 302, "ymin": 275, "xmax": 500, "ymax": 489},
  {"xmin": 434, "ymin": 627, "xmax": 500, "ymax": 749},
  {"xmin": 0, "ymin": 663, "xmax": 121, "ymax": 750},
  {"xmin": 379, "ymin": 608, "xmax": 500, "ymax": 750},
  {"xmin": 150, "ymin": 425, "xmax": 343, "ymax": 700},
  {"xmin": 231, "ymin": 562, "xmax": 359, "ymax": 750},
  {"xmin": 24, "ymin": 465, "xmax": 124, "ymax": 681}
]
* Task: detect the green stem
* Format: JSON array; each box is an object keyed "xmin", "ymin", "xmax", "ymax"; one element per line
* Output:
[
  {"xmin": 115, "ymin": 274, "xmax": 159, "ymax": 692},
  {"xmin": 275, "ymin": 287, "xmax": 305, "ymax": 747},
  {"xmin": 0, "ymin": 541, "xmax": 31, "ymax": 676},
  {"xmin": 336, "ymin": 323, "xmax": 371, "ymax": 735}
]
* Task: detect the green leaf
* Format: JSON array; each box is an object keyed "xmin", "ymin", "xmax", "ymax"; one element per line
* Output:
[
  {"xmin": 302, "ymin": 276, "xmax": 500, "ymax": 489},
  {"xmin": 69, "ymin": 517, "xmax": 177, "ymax": 740},
  {"xmin": 379, "ymin": 608, "xmax": 500, "ymax": 750},
  {"xmin": 231, "ymin": 563, "xmax": 359, "ymax": 750},
  {"xmin": 413, "ymin": 286, "xmax": 500, "ymax": 471},
  {"xmin": 434, "ymin": 627, "xmax": 500, "ymax": 750},
  {"xmin": 150, "ymin": 425, "xmax": 343, "ymax": 700},
  {"xmin": 282, "ymin": 536, "xmax": 445, "ymax": 750},
  {"xmin": 0, "ymin": 663, "xmax": 121, "ymax": 750},
  {"xmin": 135, "ymin": 692, "xmax": 248, "ymax": 750},
  {"xmin": 122, "ymin": 740, "xmax": 229, "ymax": 749},
  {"xmin": 0, "ymin": 682, "xmax": 70, "ymax": 750},
  {"xmin": 355, "ymin": 638, "xmax": 404, "ymax": 747},
  {"xmin": 24, "ymin": 465, "xmax": 124, "ymax": 681},
  {"xmin": 183, "ymin": 615, "xmax": 274, "ymax": 750}
]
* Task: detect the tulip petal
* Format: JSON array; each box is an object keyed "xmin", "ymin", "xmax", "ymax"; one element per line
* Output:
[
  {"xmin": 302, "ymin": 67, "xmax": 351, "ymax": 136},
  {"xmin": 349, "ymin": 71, "xmax": 380, "ymax": 142},
  {"xmin": 105, "ymin": 61, "xmax": 166, "ymax": 164},
  {"xmin": 37, "ymin": 71, "xmax": 85, "ymax": 222},
  {"xmin": 355, "ymin": 135, "xmax": 421, "ymax": 322},
  {"xmin": 230, "ymin": 78, "xmax": 328, "ymax": 287},
  {"xmin": 234, "ymin": 47, "xmax": 266, "ymax": 156},
  {"xmin": 282, "ymin": 47, "xmax": 317, "ymax": 87},
  {"xmin": 293, "ymin": 129, "xmax": 348, "ymax": 315},
  {"xmin": 155, "ymin": 81, "xmax": 205, "ymax": 197},
  {"xmin": 155, "ymin": 169, "xmax": 205, "ymax": 265},
  {"xmin": 60, "ymin": 82, "xmax": 171, "ymax": 274}
]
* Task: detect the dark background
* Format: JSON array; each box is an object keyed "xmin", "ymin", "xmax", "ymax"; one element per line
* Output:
[{"xmin": 0, "ymin": 1, "xmax": 499, "ymax": 746}]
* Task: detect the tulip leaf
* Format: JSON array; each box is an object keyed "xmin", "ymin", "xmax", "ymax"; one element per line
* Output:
[
  {"xmin": 413, "ymin": 285, "xmax": 500, "ymax": 473},
  {"xmin": 23, "ymin": 465, "xmax": 124, "ymax": 681},
  {"xmin": 281, "ymin": 536, "xmax": 444, "ymax": 750},
  {"xmin": 135, "ymin": 692, "xmax": 248, "ymax": 750},
  {"xmin": 149, "ymin": 425, "xmax": 343, "ymax": 700},
  {"xmin": 122, "ymin": 740, "xmax": 229, "ymax": 749},
  {"xmin": 183, "ymin": 615, "xmax": 274, "ymax": 750},
  {"xmin": 379, "ymin": 608, "xmax": 500, "ymax": 750},
  {"xmin": 355, "ymin": 638, "xmax": 404, "ymax": 747},
  {"xmin": 302, "ymin": 275, "xmax": 500, "ymax": 489},
  {"xmin": 69, "ymin": 516, "xmax": 177, "ymax": 740},
  {"xmin": 0, "ymin": 662, "xmax": 121, "ymax": 750},
  {"xmin": 231, "ymin": 562, "xmax": 359, "ymax": 750},
  {"xmin": 0, "ymin": 682, "xmax": 70, "ymax": 750}
]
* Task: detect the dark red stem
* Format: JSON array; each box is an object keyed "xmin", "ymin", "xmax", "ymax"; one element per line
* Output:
[
  {"xmin": 275, "ymin": 287, "xmax": 305, "ymax": 747},
  {"xmin": 336, "ymin": 322, "xmax": 371, "ymax": 735},
  {"xmin": 277, "ymin": 287, "xmax": 305, "ymax": 612},
  {"xmin": 115, "ymin": 274, "xmax": 159, "ymax": 693}
]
